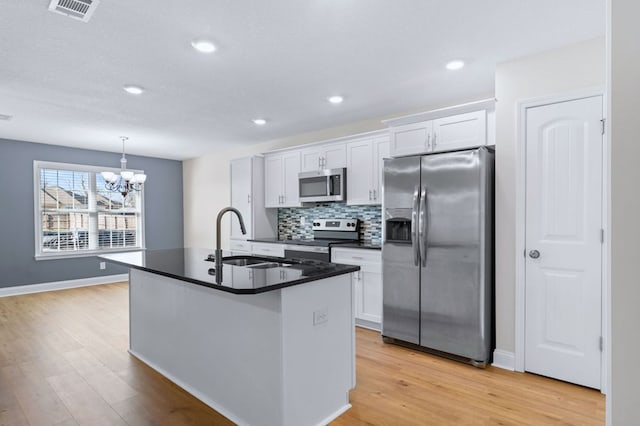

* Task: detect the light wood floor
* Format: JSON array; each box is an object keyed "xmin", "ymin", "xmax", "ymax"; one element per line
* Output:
[{"xmin": 0, "ymin": 283, "xmax": 604, "ymax": 425}]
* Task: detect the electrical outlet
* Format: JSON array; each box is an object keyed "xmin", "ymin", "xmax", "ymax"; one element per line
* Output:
[
  {"xmin": 313, "ymin": 307, "xmax": 328, "ymax": 326},
  {"xmin": 300, "ymin": 216, "xmax": 306, "ymax": 226},
  {"xmin": 99, "ymin": 262, "xmax": 106, "ymax": 270}
]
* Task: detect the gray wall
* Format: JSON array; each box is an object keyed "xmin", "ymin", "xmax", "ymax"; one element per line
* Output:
[{"xmin": 0, "ymin": 138, "xmax": 184, "ymax": 288}]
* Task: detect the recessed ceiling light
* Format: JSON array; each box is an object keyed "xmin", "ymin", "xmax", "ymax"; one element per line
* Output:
[
  {"xmin": 328, "ymin": 95, "xmax": 344, "ymax": 104},
  {"xmin": 123, "ymin": 85, "xmax": 144, "ymax": 95},
  {"xmin": 445, "ymin": 60, "xmax": 465, "ymax": 71},
  {"xmin": 191, "ymin": 39, "xmax": 216, "ymax": 53},
  {"xmin": 252, "ymin": 118, "xmax": 267, "ymax": 125}
]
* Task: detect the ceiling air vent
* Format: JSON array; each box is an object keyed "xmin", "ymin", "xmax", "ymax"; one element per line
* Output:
[{"xmin": 48, "ymin": 0, "xmax": 100, "ymax": 22}]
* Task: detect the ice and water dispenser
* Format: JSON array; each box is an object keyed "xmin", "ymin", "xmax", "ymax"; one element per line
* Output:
[{"xmin": 384, "ymin": 208, "xmax": 412, "ymax": 243}]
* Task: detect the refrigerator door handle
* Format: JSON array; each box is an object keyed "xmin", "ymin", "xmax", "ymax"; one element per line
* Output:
[
  {"xmin": 412, "ymin": 186, "xmax": 420, "ymax": 266},
  {"xmin": 419, "ymin": 188, "xmax": 427, "ymax": 267}
]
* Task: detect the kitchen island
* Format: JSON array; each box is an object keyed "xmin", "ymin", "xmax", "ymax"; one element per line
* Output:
[{"xmin": 100, "ymin": 248, "xmax": 359, "ymax": 426}]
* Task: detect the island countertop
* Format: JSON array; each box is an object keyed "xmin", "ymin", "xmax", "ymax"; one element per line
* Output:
[{"xmin": 99, "ymin": 247, "xmax": 359, "ymax": 295}]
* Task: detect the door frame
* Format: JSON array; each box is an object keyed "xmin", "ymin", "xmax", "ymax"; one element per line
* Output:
[{"xmin": 514, "ymin": 87, "xmax": 608, "ymax": 393}]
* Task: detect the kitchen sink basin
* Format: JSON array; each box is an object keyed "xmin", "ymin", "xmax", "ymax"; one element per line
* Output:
[
  {"xmin": 205, "ymin": 255, "xmax": 299, "ymax": 270},
  {"xmin": 247, "ymin": 262, "xmax": 282, "ymax": 269},
  {"xmin": 222, "ymin": 257, "xmax": 270, "ymax": 266}
]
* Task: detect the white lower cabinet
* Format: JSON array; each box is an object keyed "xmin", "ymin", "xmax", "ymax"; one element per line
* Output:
[
  {"xmin": 251, "ymin": 242, "xmax": 285, "ymax": 258},
  {"xmin": 331, "ymin": 248, "xmax": 382, "ymax": 330},
  {"xmin": 229, "ymin": 239, "xmax": 252, "ymax": 253}
]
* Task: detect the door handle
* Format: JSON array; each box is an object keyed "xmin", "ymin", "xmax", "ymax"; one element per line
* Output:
[
  {"xmin": 412, "ymin": 186, "xmax": 420, "ymax": 266},
  {"xmin": 529, "ymin": 250, "xmax": 540, "ymax": 259},
  {"xmin": 419, "ymin": 188, "xmax": 427, "ymax": 267}
]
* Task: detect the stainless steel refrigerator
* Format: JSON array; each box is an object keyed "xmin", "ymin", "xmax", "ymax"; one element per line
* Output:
[{"xmin": 382, "ymin": 147, "xmax": 494, "ymax": 365}]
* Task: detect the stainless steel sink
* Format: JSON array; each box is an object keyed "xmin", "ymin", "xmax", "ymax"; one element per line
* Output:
[
  {"xmin": 222, "ymin": 257, "xmax": 270, "ymax": 266},
  {"xmin": 247, "ymin": 262, "xmax": 282, "ymax": 269}
]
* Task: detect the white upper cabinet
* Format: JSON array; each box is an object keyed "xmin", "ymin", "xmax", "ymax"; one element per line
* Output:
[
  {"xmin": 432, "ymin": 110, "xmax": 486, "ymax": 152},
  {"xmin": 374, "ymin": 137, "xmax": 390, "ymax": 200},
  {"xmin": 265, "ymin": 151, "xmax": 301, "ymax": 208},
  {"xmin": 230, "ymin": 157, "xmax": 252, "ymax": 239},
  {"xmin": 389, "ymin": 121, "xmax": 433, "ymax": 157},
  {"xmin": 264, "ymin": 154, "xmax": 284, "ymax": 208},
  {"xmin": 346, "ymin": 139, "xmax": 374, "ymax": 205},
  {"xmin": 385, "ymin": 99, "xmax": 495, "ymax": 157},
  {"xmin": 346, "ymin": 136, "xmax": 389, "ymax": 205},
  {"xmin": 300, "ymin": 142, "xmax": 346, "ymax": 172},
  {"xmin": 282, "ymin": 151, "xmax": 301, "ymax": 207},
  {"xmin": 230, "ymin": 156, "xmax": 277, "ymax": 241}
]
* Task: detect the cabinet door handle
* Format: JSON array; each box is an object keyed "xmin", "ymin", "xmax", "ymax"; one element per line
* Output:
[
  {"xmin": 368, "ymin": 190, "xmax": 372, "ymax": 201},
  {"xmin": 318, "ymin": 157, "xmax": 321, "ymax": 168},
  {"xmin": 352, "ymin": 256, "xmax": 364, "ymax": 260},
  {"xmin": 427, "ymin": 133, "xmax": 431, "ymax": 150},
  {"xmin": 373, "ymin": 189, "xmax": 377, "ymax": 200},
  {"xmin": 322, "ymin": 157, "xmax": 326, "ymax": 168},
  {"xmin": 248, "ymin": 194, "xmax": 251, "ymax": 203},
  {"xmin": 433, "ymin": 133, "xmax": 437, "ymax": 149}
]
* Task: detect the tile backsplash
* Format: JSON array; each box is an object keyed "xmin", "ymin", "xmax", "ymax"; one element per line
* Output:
[{"xmin": 278, "ymin": 203, "xmax": 382, "ymax": 242}]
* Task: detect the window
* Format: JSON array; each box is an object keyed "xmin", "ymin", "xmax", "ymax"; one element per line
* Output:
[{"xmin": 34, "ymin": 161, "xmax": 145, "ymax": 259}]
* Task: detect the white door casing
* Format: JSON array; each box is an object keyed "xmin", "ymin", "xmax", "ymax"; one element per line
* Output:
[{"xmin": 524, "ymin": 95, "xmax": 603, "ymax": 389}]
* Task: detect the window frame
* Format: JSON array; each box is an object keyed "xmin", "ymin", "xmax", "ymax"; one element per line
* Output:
[{"xmin": 33, "ymin": 160, "xmax": 146, "ymax": 260}]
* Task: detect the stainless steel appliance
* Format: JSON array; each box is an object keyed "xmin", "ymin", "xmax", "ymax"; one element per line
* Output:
[
  {"xmin": 298, "ymin": 168, "xmax": 346, "ymax": 203},
  {"xmin": 382, "ymin": 147, "xmax": 494, "ymax": 366},
  {"xmin": 283, "ymin": 218, "xmax": 359, "ymax": 262}
]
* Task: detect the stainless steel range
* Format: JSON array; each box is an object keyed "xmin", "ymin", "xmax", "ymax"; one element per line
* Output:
[{"xmin": 283, "ymin": 218, "xmax": 360, "ymax": 262}]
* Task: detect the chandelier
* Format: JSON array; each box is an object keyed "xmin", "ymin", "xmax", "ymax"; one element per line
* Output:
[{"xmin": 100, "ymin": 136, "xmax": 147, "ymax": 198}]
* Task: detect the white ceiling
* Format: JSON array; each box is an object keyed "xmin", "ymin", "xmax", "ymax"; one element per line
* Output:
[{"xmin": 0, "ymin": 0, "xmax": 604, "ymax": 160}]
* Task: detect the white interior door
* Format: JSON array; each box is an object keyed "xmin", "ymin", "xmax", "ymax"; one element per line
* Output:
[{"xmin": 524, "ymin": 95, "xmax": 603, "ymax": 389}]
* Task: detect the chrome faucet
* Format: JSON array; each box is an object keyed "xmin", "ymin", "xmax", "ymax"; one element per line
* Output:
[{"xmin": 215, "ymin": 207, "xmax": 247, "ymax": 283}]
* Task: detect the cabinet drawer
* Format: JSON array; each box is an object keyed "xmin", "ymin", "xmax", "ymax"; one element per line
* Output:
[
  {"xmin": 331, "ymin": 248, "xmax": 381, "ymax": 273},
  {"xmin": 230, "ymin": 239, "xmax": 252, "ymax": 253},
  {"xmin": 251, "ymin": 242, "xmax": 285, "ymax": 257}
]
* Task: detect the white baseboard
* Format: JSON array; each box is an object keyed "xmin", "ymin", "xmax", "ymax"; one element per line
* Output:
[
  {"xmin": 317, "ymin": 403, "xmax": 352, "ymax": 426},
  {"xmin": 492, "ymin": 349, "xmax": 515, "ymax": 371},
  {"xmin": 0, "ymin": 274, "xmax": 128, "ymax": 298}
]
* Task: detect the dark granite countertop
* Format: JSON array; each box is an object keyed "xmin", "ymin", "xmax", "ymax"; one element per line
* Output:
[
  {"xmin": 249, "ymin": 238, "xmax": 311, "ymax": 244},
  {"xmin": 334, "ymin": 241, "xmax": 382, "ymax": 250},
  {"xmin": 249, "ymin": 238, "xmax": 382, "ymax": 250},
  {"xmin": 99, "ymin": 248, "xmax": 359, "ymax": 295}
]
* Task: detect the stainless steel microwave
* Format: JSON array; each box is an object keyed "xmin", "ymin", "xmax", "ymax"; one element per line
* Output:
[{"xmin": 298, "ymin": 168, "xmax": 346, "ymax": 203}]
